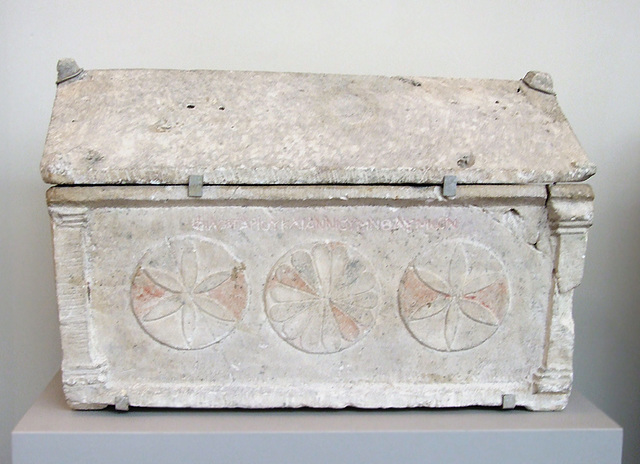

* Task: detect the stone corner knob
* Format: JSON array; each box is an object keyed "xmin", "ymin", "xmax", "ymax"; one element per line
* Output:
[
  {"xmin": 523, "ymin": 71, "xmax": 555, "ymax": 95},
  {"xmin": 56, "ymin": 58, "xmax": 84, "ymax": 84}
]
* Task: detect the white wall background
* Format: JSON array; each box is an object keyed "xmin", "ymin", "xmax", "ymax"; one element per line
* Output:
[{"xmin": 1, "ymin": 1, "xmax": 638, "ymax": 462}]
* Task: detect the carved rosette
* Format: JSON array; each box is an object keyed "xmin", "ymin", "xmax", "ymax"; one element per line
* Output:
[
  {"xmin": 264, "ymin": 242, "xmax": 380, "ymax": 354},
  {"xmin": 399, "ymin": 240, "xmax": 510, "ymax": 351},
  {"xmin": 131, "ymin": 236, "xmax": 247, "ymax": 350}
]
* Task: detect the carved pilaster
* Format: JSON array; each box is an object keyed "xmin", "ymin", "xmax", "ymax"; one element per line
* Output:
[
  {"xmin": 534, "ymin": 184, "xmax": 594, "ymax": 394},
  {"xmin": 50, "ymin": 205, "xmax": 107, "ymax": 402}
]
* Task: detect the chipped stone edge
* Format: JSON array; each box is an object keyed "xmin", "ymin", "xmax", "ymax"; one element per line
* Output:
[{"xmin": 41, "ymin": 164, "xmax": 598, "ymax": 187}]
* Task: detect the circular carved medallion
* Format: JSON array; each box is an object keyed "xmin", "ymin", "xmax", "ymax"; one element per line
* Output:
[
  {"xmin": 399, "ymin": 240, "xmax": 510, "ymax": 352},
  {"xmin": 131, "ymin": 236, "xmax": 247, "ymax": 350},
  {"xmin": 265, "ymin": 242, "xmax": 379, "ymax": 354}
]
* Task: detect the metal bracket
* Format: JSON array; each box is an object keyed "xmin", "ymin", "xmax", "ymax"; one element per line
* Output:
[
  {"xmin": 114, "ymin": 395, "xmax": 130, "ymax": 412},
  {"xmin": 442, "ymin": 175, "xmax": 457, "ymax": 198},
  {"xmin": 188, "ymin": 175, "xmax": 204, "ymax": 197},
  {"xmin": 502, "ymin": 394, "xmax": 516, "ymax": 410}
]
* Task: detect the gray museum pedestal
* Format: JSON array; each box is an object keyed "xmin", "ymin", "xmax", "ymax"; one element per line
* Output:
[{"xmin": 12, "ymin": 373, "xmax": 622, "ymax": 464}]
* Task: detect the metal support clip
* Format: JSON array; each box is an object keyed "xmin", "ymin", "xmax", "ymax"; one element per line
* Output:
[
  {"xmin": 502, "ymin": 394, "xmax": 516, "ymax": 410},
  {"xmin": 115, "ymin": 395, "xmax": 130, "ymax": 412},
  {"xmin": 188, "ymin": 175, "xmax": 204, "ymax": 198},
  {"xmin": 442, "ymin": 175, "xmax": 457, "ymax": 198}
]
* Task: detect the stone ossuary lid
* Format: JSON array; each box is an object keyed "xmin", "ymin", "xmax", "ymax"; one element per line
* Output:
[{"xmin": 41, "ymin": 61, "xmax": 595, "ymax": 186}]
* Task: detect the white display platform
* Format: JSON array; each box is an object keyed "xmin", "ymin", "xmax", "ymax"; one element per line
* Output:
[{"xmin": 12, "ymin": 372, "xmax": 622, "ymax": 464}]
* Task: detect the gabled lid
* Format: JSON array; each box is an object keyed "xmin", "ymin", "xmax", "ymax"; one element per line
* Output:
[{"xmin": 41, "ymin": 60, "xmax": 595, "ymax": 186}]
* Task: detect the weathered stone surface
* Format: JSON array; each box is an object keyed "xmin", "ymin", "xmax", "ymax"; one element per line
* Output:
[
  {"xmin": 47, "ymin": 184, "xmax": 592, "ymax": 411},
  {"xmin": 42, "ymin": 67, "xmax": 595, "ymax": 411},
  {"xmin": 41, "ymin": 69, "xmax": 595, "ymax": 186}
]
